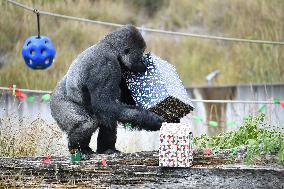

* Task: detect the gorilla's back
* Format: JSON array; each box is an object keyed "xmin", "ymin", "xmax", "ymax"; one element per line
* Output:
[{"xmin": 54, "ymin": 45, "xmax": 97, "ymax": 105}]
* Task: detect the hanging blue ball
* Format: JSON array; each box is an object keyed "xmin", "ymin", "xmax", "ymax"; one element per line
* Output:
[{"xmin": 22, "ymin": 36, "xmax": 56, "ymax": 69}]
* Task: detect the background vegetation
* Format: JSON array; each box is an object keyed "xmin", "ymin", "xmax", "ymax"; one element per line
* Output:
[
  {"xmin": 194, "ymin": 113, "xmax": 284, "ymax": 163},
  {"xmin": 0, "ymin": 0, "xmax": 283, "ymax": 90}
]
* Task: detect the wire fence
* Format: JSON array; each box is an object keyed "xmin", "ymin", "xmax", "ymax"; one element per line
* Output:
[
  {"xmin": 0, "ymin": 86, "xmax": 280, "ymax": 104},
  {"xmin": 0, "ymin": 87, "xmax": 283, "ymax": 132}
]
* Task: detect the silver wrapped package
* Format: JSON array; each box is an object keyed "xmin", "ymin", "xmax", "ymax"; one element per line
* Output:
[{"xmin": 125, "ymin": 52, "xmax": 194, "ymax": 123}]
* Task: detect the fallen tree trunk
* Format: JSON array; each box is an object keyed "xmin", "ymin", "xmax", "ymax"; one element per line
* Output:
[{"xmin": 0, "ymin": 150, "xmax": 283, "ymax": 188}]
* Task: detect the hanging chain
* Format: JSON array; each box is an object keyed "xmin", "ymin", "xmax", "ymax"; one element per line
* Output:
[{"xmin": 33, "ymin": 9, "xmax": 40, "ymax": 38}]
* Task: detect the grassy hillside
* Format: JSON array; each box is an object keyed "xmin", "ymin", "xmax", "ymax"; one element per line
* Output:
[{"xmin": 0, "ymin": 0, "xmax": 283, "ymax": 90}]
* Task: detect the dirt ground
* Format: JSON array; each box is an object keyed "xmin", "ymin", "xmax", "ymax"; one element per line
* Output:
[{"xmin": 0, "ymin": 151, "xmax": 283, "ymax": 188}]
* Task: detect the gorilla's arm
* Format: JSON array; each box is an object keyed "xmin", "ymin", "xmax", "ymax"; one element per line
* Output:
[
  {"xmin": 119, "ymin": 77, "xmax": 136, "ymax": 106},
  {"xmin": 116, "ymin": 104, "xmax": 162, "ymax": 130},
  {"xmin": 87, "ymin": 57, "xmax": 162, "ymax": 131},
  {"xmin": 119, "ymin": 77, "xmax": 163, "ymax": 130}
]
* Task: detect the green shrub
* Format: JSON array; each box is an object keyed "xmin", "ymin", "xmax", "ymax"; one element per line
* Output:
[{"xmin": 194, "ymin": 113, "xmax": 284, "ymax": 163}]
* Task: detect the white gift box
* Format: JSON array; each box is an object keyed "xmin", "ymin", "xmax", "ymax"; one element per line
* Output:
[{"xmin": 159, "ymin": 123, "xmax": 193, "ymax": 167}]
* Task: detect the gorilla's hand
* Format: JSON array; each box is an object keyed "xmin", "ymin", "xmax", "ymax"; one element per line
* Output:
[{"xmin": 141, "ymin": 110, "xmax": 163, "ymax": 131}]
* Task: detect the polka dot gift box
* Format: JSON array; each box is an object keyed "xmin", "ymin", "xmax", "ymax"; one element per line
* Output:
[
  {"xmin": 124, "ymin": 52, "xmax": 194, "ymax": 123},
  {"xmin": 159, "ymin": 123, "xmax": 193, "ymax": 167}
]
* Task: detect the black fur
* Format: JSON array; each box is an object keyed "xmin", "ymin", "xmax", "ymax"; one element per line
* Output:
[{"xmin": 50, "ymin": 25, "xmax": 163, "ymax": 155}]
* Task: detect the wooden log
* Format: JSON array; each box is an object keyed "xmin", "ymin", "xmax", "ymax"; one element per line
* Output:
[{"xmin": 0, "ymin": 151, "xmax": 283, "ymax": 188}]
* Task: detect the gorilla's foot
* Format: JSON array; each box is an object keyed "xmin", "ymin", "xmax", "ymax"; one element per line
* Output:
[
  {"xmin": 97, "ymin": 148, "xmax": 121, "ymax": 154},
  {"xmin": 70, "ymin": 147, "xmax": 96, "ymax": 161},
  {"xmin": 80, "ymin": 146, "xmax": 95, "ymax": 155}
]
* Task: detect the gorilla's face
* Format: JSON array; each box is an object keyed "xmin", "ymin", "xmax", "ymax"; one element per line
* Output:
[
  {"xmin": 105, "ymin": 25, "xmax": 148, "ymax": 73},
  {"xmin": 119, "ymin": 45, "xmax": 147, "ymax": 73}
]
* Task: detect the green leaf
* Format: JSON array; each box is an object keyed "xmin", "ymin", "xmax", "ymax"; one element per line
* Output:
[
  {"xmin": 258, "ymin": 105, "xmax": 266, "ymax": 113},
  {"xmin": 273, "ymin": 97, "xmax": 280, "ymax": 104},
  {"xmin": 70, "ymin": 150, "xmax": 81, "ymax": 161},
  {"xmin": 231, "ymin": 148, "xmax": 237, "ymax": 156},
  {"xmin": 248, "ymin": 139, "xmax": 257, "ymax": 146},
  {"xmin": 244, "ymin": 115, "xmax": 252, "ymax": 122},
  {"xmin": 41, "ymin": 94, "xmax": 51, "ymax": 101},
  {"xmin": 26, "ymin": 96, "xmax": 36, "ymax": 102},
  {"xmin": 124, "ymin": 123, "xmax": 132, "ymax": 129},
  {"xmin": 208, "ymin": 121, "xmax": 218, "ymax": 127},
  {"xmin": 192, "ymin": 115, "xmax": 203, "ymax": 122}
]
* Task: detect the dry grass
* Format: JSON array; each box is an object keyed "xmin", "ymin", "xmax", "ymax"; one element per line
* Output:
[
  {"xmin": 0, "ymin": 115, "xmax": 68, "ymax": 157},
  {"xmin": 0, "ymin": 106, "xmax": 159, "ymax": 157},
  {"xmin": 0, "ymin": 0, "xmax": 283, "ymax": 89},
  {"xmin": 0, "ymin": 93, "xmax": 159, "ymax": 157},
  {"xmin": 0, "ymin": 114, "xmax": 159, "ymax": 157}
]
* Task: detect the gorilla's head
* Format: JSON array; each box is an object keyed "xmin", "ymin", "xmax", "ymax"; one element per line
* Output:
[{"xmin": 104, "ymin": 25, "xmax": 147, "ymax": 72}]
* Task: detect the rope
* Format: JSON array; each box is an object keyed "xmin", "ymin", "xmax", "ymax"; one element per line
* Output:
[
  {"xmin": 0, "ymin": 87, "xmax": 280, "ymax": 104},
  {"xmin": 191, "ymin": 99, "xmax": 276, "ymax": 104},
  {"xmin": 0, "ymin": 87, "xmax": 52, "ymax": 94},
  {"xmin": 6, "ymin": 0, "xmax": 284, "ymax": 45}
]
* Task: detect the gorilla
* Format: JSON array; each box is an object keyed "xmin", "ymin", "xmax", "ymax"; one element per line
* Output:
[{"xmin": 50, "ymin": 25, "xmax": 163, "ymax": 156}]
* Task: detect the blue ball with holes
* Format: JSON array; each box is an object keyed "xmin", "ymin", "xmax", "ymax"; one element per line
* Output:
[{"xmin": 22, "ymin": 36, "xmax": 56, "ymax": 69}]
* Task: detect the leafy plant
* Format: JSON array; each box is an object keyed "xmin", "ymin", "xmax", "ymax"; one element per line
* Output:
[{"xmin": 194, "ymin": 113, "xmax": 284, "ymax": 163}]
